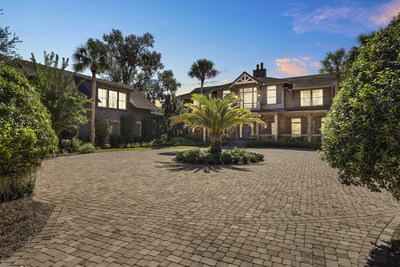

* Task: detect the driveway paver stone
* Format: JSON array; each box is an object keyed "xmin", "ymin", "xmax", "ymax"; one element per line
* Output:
[{"xmin": 2, "ymin": 148, "xmax": 400, "ymax": 266}]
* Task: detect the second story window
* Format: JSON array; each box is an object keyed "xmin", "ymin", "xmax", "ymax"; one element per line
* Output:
[
  {"xmin": 119, "ymin": 92, "xmax": 127, "ymax": 110},
  {"xmin": 312, "ymin": 89, "xmax": 323, "ymax": 106},
  {"xmin": 98, "ymin": 89, "xmax": 107, "ymax": 107},
  {"xmin": 266, "ymin": 85, "xmax": 277, "ymax": 104},
  {"xmin": 300, "ymin": 89, "xmax": 324, "ymax": 106},
  {"xmin": 222, "ymin": 90, "xmax": 231, "ymax": 98},
  {"xmin": 300, "ymin": 90, "xmax": 311, "ymax": 106},
  {"xmin": 109, "ymin": 91, "xmax": 118, "ymax": 109},
  {"xmin": 240, "ymin": 87, "xmax": 258, "ymax": 109}
]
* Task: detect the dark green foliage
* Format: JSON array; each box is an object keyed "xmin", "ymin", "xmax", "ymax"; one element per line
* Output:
[
  {"xmin": 321, "ymin": 14, "xmax": 400, "ymax": 200},
  {"xmin": 120, "ymin": 117, "xmax": 136, "ymax": 143},
  {"xmin": 175, "ymin": 147, "xmax": 264, "ymax": 165},
  {"xmin": 30, "ymin": 52, "xmax": 90, "ymax": 136},
  {"xmin": 152, "ymin": 134, "xmax": 168, "ymax": 147},
  {"xmin": 77, "ymin": 143, "xmax": 96, "ymax": 154},
  {"xmin": 59, "ymin": 137, "xmax": 96, "ymax": 154},
  {"xmin": 246, "ymin": 139, "xmax": 321, "ymax": 150},
  {"xmin": 95, "ymin": 119, "xmax": 111, "ymax": 147},
  {"xmin": 0, "ymin": 64, "xmax": 58, "ymax": 202},
  {"xmin": 0, "ymin": 10, "xmax": 22, "ymax": 63},
  {"xmin": 110, "ymin": 135, "xmax": 125, "ymax": 148},
  {"xmin": 142, "ymin": 119, "xmax": 156, "ymax": 139},
  {"xmin": 162, "ymin": 94, "xmax": 184, "ymax": 136}
]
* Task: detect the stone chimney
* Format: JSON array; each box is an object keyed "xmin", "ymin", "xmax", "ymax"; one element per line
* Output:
[{"xmin": 253, "ymin": 62, "xmax": 266, "ymax": 78}]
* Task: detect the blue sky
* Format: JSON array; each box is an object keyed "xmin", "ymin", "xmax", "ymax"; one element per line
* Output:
[{"xmin": 2, "ymin": 0, "xmax": 399, "ymax": 94}]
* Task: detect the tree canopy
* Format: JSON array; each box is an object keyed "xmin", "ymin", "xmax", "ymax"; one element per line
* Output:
[
  {"xmin": 0, "ymin": 10, "xmax": 22, "ymax": 63},
  {"xmin": 30, "ymin": 52, "xmax": 91, "ymax": 136},
  {"xmin": 188, "ymin": 59, "xmax": 218, "ymax": 94},
  {"xmin": 321, "ymin": 14, "xmax": 400, "ymax": 200}
]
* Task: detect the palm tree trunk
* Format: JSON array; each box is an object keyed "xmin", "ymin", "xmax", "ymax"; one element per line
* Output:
[
  {"xmin": 210, "ymin": 132, "xmax": 222, "ymax": 154},
  {"xmin": 90, "ymin": 70, "xmax": 96, "ymax": 145},
  {"xmin": 200, "ymin": 78, "xmax": 206, "ymax": 143}
]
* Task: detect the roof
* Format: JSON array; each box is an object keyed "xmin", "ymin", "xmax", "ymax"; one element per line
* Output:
[
  {"xmin": 284, "ymin": 74, "xmax": 336, "ymax": 89},
  {"xmin": 179, "ymin": 83, "xmax": 231, "ymax": 99},
  {"xmin": 17, "ymin": 60, "xmax": 157, "ymax": 110}
]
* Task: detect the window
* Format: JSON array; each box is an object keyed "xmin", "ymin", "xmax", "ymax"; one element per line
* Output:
[
  {"xmin": 109, "ymin": 91, "xmax": 118, "ymax": 109},
  {"xmin": 98, "ymin": 89, "xmax": 107, "ymax": 107},
  {"xmin": 119, "ymin": 92, "xmax": 127, "ymax": 110},
  {"xmin": 291, "ymin": 118, "xmax": 301, "ymax": 136},
  {"xmin": 240, "ymin": 87, "xmax": 258, "ymax": 109},
  {"xmin": 222, "ymin": 90, "xmax": 231, "ymax": 98},
  {"xmin": 321, "ymin": 117, "xmax": 325, "ymax": 132},
  {"xmin": 270, "ymin": 122, "xmax": 275, "ymax": 135},
  {"xmin": 300, "ymin": 90, "xmax": 311, "ymax": 106},
  {"xmin": 300, "ymin": 89, "xmax": 323, "ymax": 106},
  {"xmin": 312, "ymin": 89, "xmax": 323, "ymax": 106},
  {"xmin": 267, "ymin": 85, "xmax": 277, "ymax": 104}
]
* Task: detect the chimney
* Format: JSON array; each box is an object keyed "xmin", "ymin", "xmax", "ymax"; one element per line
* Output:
[{"xmin": 253, "ymin": 62, "xmax": 267, "ymax": 78}]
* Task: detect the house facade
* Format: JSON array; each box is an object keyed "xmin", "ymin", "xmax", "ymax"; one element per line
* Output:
[
  {"xmin": 180, "ymin": 63, "xmax": 337, "ymax": 142},
  {"xmin": 18, "ymin": 60, "xmax": 159, "ymax": 141}
]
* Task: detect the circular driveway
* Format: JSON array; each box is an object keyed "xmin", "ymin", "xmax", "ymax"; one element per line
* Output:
[{"xmin": 3, "ymin": 148, "xmax": 400, "ymax": 266}]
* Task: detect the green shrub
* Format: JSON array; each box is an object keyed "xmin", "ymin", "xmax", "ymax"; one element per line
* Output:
[
  {"xmin": 71, "ymin": 136, "xmax": 83, "ymax": 152},
  {"xmin": 120, "ymin": 116, "xmax": 136, "ymax": 143},
  {"xmin": 152, "ymin": 133, "xmax": 169, "ymax": 147},
  {"xmin": 95, "ymin": 119, "xmax": 111, "ymax": 147},
  {"xmin": 175, "ymin": 148, "xmax": 264, "ymax": 165},
  {"xmin": 78, "ymin": 143, "xmax": 96, "ymax": 154},
  {"xmin": 246, "ymin": 139, "xmax": 321, "ymax": 150},
  {"xmin": 321, "ymin": 15, "xmax": 400, "ymax": 200},
  {"xmin": 110, "ymin": 135, "xmax": 125, "ymax": 148},
  {"xmin": 104, "ymin": 143, "xmax": 111, "ymax": 149},
  {"xmin": 0, "ymin": 64, "xmax": 58, "ymax": 202},
  {"xmin": 60, "ymin": 139, "xmax": 72, "ymax": 152},
  {"xmin": 142, "ymin": 119, "xmax": 156, "ymax": 139}
]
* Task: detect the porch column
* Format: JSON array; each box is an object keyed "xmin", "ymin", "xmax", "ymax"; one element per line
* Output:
[
  {"xmin": 203, "ymin": 128, "xmax": 206, "ymax": 143},
  {"xmin": 255, "ymin": 122, "xmax": 260, "ymax": 140},
  {"xmin": 274, "ymin": 113, "xmax": 279, "ymax": 141},
  {"xmin": 307, "ymin": 114, "xmax": 312, "ymax": 142}
]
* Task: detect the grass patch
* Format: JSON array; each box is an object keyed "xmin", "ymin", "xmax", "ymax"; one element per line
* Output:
[
  {"xmin": 246, "ymin": 139, "xmax": 321, "ymax": 150},
  {"xmin": 0, "ymin": 197, "xmax": 53, "ymax": 261}
]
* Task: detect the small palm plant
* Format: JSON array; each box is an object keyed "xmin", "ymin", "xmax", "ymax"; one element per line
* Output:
[{"xmin": 171, "ymin": 93, "xmax": 265, "ymax": 154}]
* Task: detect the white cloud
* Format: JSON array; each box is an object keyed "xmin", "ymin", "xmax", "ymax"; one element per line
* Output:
[{"xmin": 276, "ymin": 58, "xmax": 308, "ymax": 76}]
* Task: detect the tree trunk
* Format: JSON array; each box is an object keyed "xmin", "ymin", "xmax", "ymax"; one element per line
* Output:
[
  {"xmin": 210, "ymin": 132, "xmax": 222, "ymax": 154},
  {"xmin": 200, "ymin": 78, "xmax": 206, "ymax": 143},
  {"xmin": 90, "ymin": 70, "xmax": 96, "ymax": 145}
]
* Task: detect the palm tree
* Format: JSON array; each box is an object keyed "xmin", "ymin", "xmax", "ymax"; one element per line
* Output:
[
  {"xmin": 73, "ymin": 38, "xmax": 109, "ymax": 145},
  {"xmin": 188, "ymin": 59, "xmax": 217, "ymax": 95},
  {"xmin": 171, "ymin": 93, "xmax": 265, "ymax": 154},
  {"xmin": 320, "ymin": 48, "xmax": 346, "ymax": 96}
]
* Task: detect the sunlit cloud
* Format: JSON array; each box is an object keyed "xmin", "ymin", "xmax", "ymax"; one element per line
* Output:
[
  {"xmin": 221, "ymin": 79, "xmax": 228, "ymax": 83},
  {"xmin": 276, "ymin": 58, "xmax": 308, "ymax": 76},
  {"xmin": 310, "ymin": 61, "xmax": 321, "ymax": 67},
  {"xmin": 302, "ymin": 57, "xmax": 311, "ymax": 61},
  {"xmin": 284, "ymin": 1, "xmax": 400, "ymax": 36},
  {"xmin": 370, "ymin": 0, "xmax": 400, "ymax": 25}
]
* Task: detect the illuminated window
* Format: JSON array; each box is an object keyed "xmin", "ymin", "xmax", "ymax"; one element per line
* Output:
[
  {"xmin": 109, "ymin": 91, "xmax": 118, "ymax": 109},
  {"xmin": 240, "ymin": 87, "xmax": 258, "ymax": 109},
  {"xmin": 312, "ymin": 89, "xmax": 323, "ymax": 106},
  {"xmin": 119, "ymin": 92, "xmax": 127, "ymax": 110},
  {"xmin": 222, "ymin": 90, "xmax": 231, "ymax": 98},
  {"xmin": 267, "ymin": 85, "xmax": 277, "ymax": 104},
  {"xmin": 98, "ymin": 89, "xmax": 107, "ymax": 107},
  {"xmin": 291, "ymin": 118, "xmax": 301, "ymax": 136},
  {"xmin": 300, "ymin": 90, "xmax": 311, "ymax": 106},
  {"xmin": 321, "ymin": 117, "xmax": 325, "ymax": 132},
  {"xmin": 271, "ymin": 122, "xmax": 275, "ymax": 135}
]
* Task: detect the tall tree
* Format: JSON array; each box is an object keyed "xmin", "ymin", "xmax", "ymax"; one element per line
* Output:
[
  {"xmin": 162, "ymin": 94, "xmax": 184, "ymax": 136},
  {"xmin": 188, "ymin": 59, "xmax": 217, "ymax": 94},
  {"xmin": 0, "ymin": 10, "xmax": 22, "ymax": 63},
  {"xmin": 344, "ymin": 32, "xmax": 376, "ymax": 75},
  {"xmin": 171, "ymin": 93, "xmax": 264, "ymax": 154},
  {"xmin": 320, "ymin": 48, "xmax": 346, "ymax": 95},
  {"xmin": 72, "ymin": 38, "xmax": 109, "ymax": 145},
  {"xmin": 321, "ymin": 14, "xmax": 400, "ymax": 200},
  {"xmin": 30, "ymin": 52, "xmax": 91, "ymax": 136},
  {"xmin": 144, "ymin": 70, "xmax": 181, "ymax": 103},
  {"xmin": 102, "ymin": 29, "xmax": 165, "ymax": 101}
]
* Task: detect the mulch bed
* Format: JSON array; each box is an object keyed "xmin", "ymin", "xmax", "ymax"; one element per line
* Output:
[{"xmin": 0, "ymin": 197, "xmax": 53, "ymax": 262}]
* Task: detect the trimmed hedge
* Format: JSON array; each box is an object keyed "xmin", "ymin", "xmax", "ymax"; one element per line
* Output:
[
  {"xmin": 176, "ymin": 147, "xmax": 264, "ymax": 165},
  {"xmin": 246, "ymin": 139, "xmax": 321, "ymax": 150},
  {"xmin": 120, "ymin": 117, "xmax": 136, "ymax": 143},
  {"xmin": 95, "ymin": 119, "xmax": 111, "ymax": 147}
]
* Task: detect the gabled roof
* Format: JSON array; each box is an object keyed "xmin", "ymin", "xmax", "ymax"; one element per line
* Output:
[
  {"xmin": 228, "ymin": 72, "xmax": 262, "ymax": 88},
  {"xmin": 179, "ymin": 83, "xmax": 231, "ymax": 99},
  {"xmin": 17, "ymin": 60, "xmax": 157, "ymax": 110},
  {"xmin": 284, "ymin": 74, "xmax": 336, "ymax": 89}
]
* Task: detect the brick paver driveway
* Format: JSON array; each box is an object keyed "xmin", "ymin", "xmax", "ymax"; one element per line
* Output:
[{"xmin": 3, "ymin": 148, "xmax": 400, "ymax": 267}]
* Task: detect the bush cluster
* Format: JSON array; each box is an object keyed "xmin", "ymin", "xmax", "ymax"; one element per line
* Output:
[
  {"xmin": 0, "ymin": 64, "xmax": 58, "ymax": 202},
  {"xmin": 120, "ymin": 117, "xmax": 136, "ymax": 143},
  {"xmin": 95, "ymin": 119, "xmax": 111, "ymax": 147},
  {"xmin": 175, "ymin": 147, "xmax": 264, "ymax": 165},
  {"xmin": 246, "ymin": 139, "xmax": 321, "ymax": 150},
  {"xmin": 59, "ymin": 137, "xmax": 95, "ymax": 154}
]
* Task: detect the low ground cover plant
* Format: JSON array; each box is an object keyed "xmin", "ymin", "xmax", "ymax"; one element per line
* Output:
[
  {"xmin": 246, "ymin": 139, "xmax": 321, "ymax": 150},
  {"xmin": 59, "ymin": 137, "xmax": 96, "ymax": 154},
  {"xmin": 175, "ymin": 147, "xmax": 264, "ymax": 165}
]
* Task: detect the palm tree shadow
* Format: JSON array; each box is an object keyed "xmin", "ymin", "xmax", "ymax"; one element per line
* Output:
[
  {"xmin": 155, "ymin": 161, "xmax": 252, "ymax": 173},
  {"xmin": 366, "ymin": 238, "xmax": 400, "ymax": 266}
]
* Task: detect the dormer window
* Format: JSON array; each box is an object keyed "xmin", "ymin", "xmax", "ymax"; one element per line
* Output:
[{"xmin": 97, "ymin": 88, "xmax": 127, "ymax": 110}]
